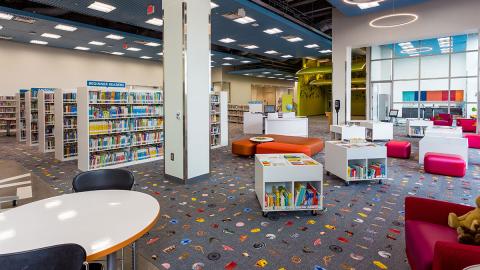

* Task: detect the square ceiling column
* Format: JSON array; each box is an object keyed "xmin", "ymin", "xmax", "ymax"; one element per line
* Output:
[{"xmin": 163, "ymin": 0, "xmax": 211, "ymax": 183}]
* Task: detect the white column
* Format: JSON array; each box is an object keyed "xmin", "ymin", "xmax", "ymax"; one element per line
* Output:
[
  {"xmin": 163, "ymin": 0, "xmax": 211, "ymax": 183},
  {"xmin": 332, "ymin": 45, "xmax": 352, "ymax": 124}
]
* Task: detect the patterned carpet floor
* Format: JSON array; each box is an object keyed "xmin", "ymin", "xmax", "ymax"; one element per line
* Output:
[{"xmin": 1, "ymin": 116, "xmax": 479, "ymax": 270}]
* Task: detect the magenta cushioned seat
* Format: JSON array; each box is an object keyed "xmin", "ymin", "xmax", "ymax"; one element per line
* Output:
[
  {"xmin": 424, "ymin": 152, "xmax": 466, "ymax": 177},
  {"xmin": 385, "ymin": 140, "xmax": 411, "ymax": 159},
  {"xmin": 464, "ymin": 134, "xmax": 480, "ymax": 149},
  {"xmin": 406, "ymin": 220, "xmax": 458, "ymax": 270}
]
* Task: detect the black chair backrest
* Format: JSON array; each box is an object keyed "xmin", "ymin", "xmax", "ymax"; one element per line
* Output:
[
  {"xmin": 0, "ymin": 243, "xmax": 86, "ymax": 270},
  {"xmin": 73, "ymin": 169, "xmax": 134, "ymax": 192}
]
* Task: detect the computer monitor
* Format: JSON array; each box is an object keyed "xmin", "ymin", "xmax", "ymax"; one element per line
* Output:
[
  {"xmin": 389, "ymin": 109, "xmax": 399, "ymax": 118},
  {"xmin": 264, "ymin": 105, "xmax": 276, "ymax": 113}
]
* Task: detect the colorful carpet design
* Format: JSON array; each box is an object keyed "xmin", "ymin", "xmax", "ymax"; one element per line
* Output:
[{"xmin": 0, "ymin": 117, "xmax": 479, "ymax": 270}]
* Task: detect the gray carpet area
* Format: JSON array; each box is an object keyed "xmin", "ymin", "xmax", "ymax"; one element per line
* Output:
[{"xmin": 1, "ymin": 116, "xmax": 479, "ymax": 270}]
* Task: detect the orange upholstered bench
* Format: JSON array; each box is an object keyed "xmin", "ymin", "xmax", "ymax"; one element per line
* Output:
[
  {"xmin": 256, "ymin": 142, "xmax": 313, "ymax": 156},
  {"xmin": 232, "ymin": 139, "xmax": 257, "ymax": 156}
]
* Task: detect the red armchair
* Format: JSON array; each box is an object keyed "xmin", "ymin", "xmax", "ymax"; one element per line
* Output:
[
  {"xmin": 457, "ymin": 118, "xmax": 477, "ymax": 132},
  {"xmin": 430, "ymin": 113, "xmax": 453, "ymax": 126},
  {"xmin": 405, "ymin": 196, "xmax": 480, "ymax": 270}
]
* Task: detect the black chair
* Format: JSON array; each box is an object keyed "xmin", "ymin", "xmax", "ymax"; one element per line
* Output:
[
  {"xmin": 0, "ymin": 244, "xmax": 87, "ymax": 270},
  {"xmin": 72, "ymin": 169, "xmax": 135, "ymax": 270},
  {"xmin": 72, "ymin": 169, "xmax": 134, "ymax": 192}
]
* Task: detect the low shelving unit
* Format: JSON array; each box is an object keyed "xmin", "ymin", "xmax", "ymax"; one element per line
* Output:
[
  {"xmin": 25, "ymin": 89, "xmax": 40, "ymax": 146},
  {"xmin": 38, "ymin": 90, "xmax": 56, "ymax": 153},
  {"xmin": 210, "ymin": 91, "xmax": 228, "ymax": 149},
  {"xmin": 228, "ymin": 104, "xmax": 248, "ymax": 124},
  {"xmin": 16, "ymin": 90, "xmax": 28, "ymax": 142},
  {"xmin": 325, "ymin": 141, "xmax": 387, "ymax": 186},
  {"xmin": 78, "ymin": 81, "xmax": 164, "ymax": 171},
  {"xmin": 406, "ymin": 119, "xmax": 434, "ymax": 137},
  {"xmin": 55, "ymin": 89, "xmax": 78, "ymax": 161},
  {"xmin": 0, "ymin": 95, "xmax": 17, "ymax": 136}
]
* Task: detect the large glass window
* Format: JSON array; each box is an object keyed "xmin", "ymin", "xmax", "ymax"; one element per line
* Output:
[{"xmin": 370, "ymin": 33, "xmax": 479, "ymax": 119}]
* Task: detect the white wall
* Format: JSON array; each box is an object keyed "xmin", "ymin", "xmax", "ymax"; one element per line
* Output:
[
  {"xmin": 0, "ymin": 39, "xmax": 163, "ymax": 95},
  {"xmin": 332, "ymin": 0, "xmax": 480, "ymax": 123}
]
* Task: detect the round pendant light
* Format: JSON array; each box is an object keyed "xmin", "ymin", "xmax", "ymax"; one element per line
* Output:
[{"xmin": 369, "ymin": 13, "xmax": 418, "ymax": 28}]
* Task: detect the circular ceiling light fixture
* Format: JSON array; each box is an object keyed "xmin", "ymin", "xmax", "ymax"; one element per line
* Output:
[
  {"xmin": 369, "ymin": 13, "xmax": 418, "ymax": 28},
  {"xmin": 400, "ymin": 47, "xmax": 432, "ymax": 54},
  {"xmin": 343, "ymin": 0, "xmax": 383, "ymax": 4}
]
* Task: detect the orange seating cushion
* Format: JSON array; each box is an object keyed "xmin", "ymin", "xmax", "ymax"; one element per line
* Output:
[
  {"xmin": 265, "ymin": 134, "xmax": 324, "ymax": 155},
  {"xmin": 232, "ymin": 139, "xmax": 256, "ymax": 156},
  {"xmin": 256, "ymin": 142, "xmax": 313, "ymax": 156}
]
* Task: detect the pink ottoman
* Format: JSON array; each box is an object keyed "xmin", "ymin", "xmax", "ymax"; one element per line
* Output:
[
  {"xmin": 424, "ymin": 152, "xmax": 466, "ymax": 177},
  {"xmin": 464, "ymin": 134, "xmax": 480, "ymax": 149},
  {"xmin": 386, "ymin": 140, "xmax": 411, "ymax": 159}
]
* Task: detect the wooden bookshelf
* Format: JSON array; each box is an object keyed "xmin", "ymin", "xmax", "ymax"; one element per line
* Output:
[{"xmin": 228, "ymin": 104, "xmax": 248, "ymax": 124}]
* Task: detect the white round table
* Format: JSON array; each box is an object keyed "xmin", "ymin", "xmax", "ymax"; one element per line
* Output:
[
  {"xmin": 249, "ymin": 136, "xmax": 274, "ymax": 143},
  {"xmin": 0, "ymin": 190, "xmax": 160, "ymax": 270}
]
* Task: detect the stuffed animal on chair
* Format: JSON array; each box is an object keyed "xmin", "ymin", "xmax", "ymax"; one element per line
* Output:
[{"xmin": 448, "ymin": 196, "xmax": 480, "ymax": 245}]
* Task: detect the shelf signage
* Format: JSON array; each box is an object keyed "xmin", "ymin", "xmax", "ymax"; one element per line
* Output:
[
  {"xmin": 31, "ymin": 88, "xmax": 55, "ymax": 93},
  {"xmin": 87, "ymin": 80, "xmax": 126, "ymax": 88}
]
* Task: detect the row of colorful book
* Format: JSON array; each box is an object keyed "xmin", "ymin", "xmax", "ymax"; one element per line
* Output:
[
  {"xmin": 89, "ymin": 91, "xmax": 128, "ymax": 103},
  {"xmin": 129, "ymin": 92, "xmax": 162, "ymax": 104},
  {"xmin": 347, "ymin": 162, "xmax": 386, "ymax": 179},
  {"xmin": 294, "ymin": 183, "xmax": 321, "ymax": 208},
  {"xmin": 264, "ymin": 185, "xmax": 292, "ymax": 209},
  {"xmin": 89, "ymin": 146, "xmax": 162, "ymax": 168}
]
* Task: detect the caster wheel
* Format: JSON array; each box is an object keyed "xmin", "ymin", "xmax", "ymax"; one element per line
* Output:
[
  {"xmin": 326, "ymin": 171, "xmax": 330, "ymax": 176},
  {"xmin": 311, "ymin": 210, "xmax": 319, "ymax": 216},
  {"xmin": 378, "ymin": 179, "xmax": 383, "ymax": 184},
  {"xmin": 262, "ymin": 212, "xmax": 269, "ymax": 218},
  {"xmin": 345, "ymin": 181, "xmax": 350, "ymax": 186}
]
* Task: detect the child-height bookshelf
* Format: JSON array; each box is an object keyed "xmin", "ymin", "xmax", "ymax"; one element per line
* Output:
[
  {"xmin": 0, "ymin": 96, "xmax": 17, "ymax": 136},
  {"xmin": 38, "ymin": 89, "xmax": 56, "ymax": 153},
  {"xmin": 55, "ymin": 89, "xmax": 78, "ymax": 161},
  {"xmin": 210, "ymin": 91, "xmax": 228, "ymax": 149},
  {"xmin": 16, "ymin": 90, "xmax": 28, "ymax": 142},
  {"xmin": 78, "ymin": 81, "xmax": 164, "ymax": 171},
  {"xmin": 25, "ymin": 89, "xmax": 40, "ymax": 146}
]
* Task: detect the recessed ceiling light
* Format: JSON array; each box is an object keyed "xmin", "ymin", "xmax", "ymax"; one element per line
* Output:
[
  {"xmin": 87, "ymin": 1, "xmax": 116, "ymax": 13},
  {"xmin": 41, "ymin": 33, "xmax": 61, "ymax": 39},
  {"xmin": 222, "ymin": 63, "xmax": 232, "ymax": 66},
  {"xmin": 283, "ymin": 36, "xmax": 303, "ymax": 42},
  {"xmin": 233, "ymin": 16, "xmax": 256, "ymax": 24},
  {"xmin": 262, "ymin": 72, "xmax": 271, "ymax": 74},
  {"xmin": 0, "ymin": 12, "xmax": 13, "ymax": 20},
  {"xmin": 319, "ymin": 49, "xmax": 332, "ymax": 54},
  {"xmin": 305, "ymin": 44, "xmax": 319, "ymax": 48},
  {"xmin": 219, "ymin": 38, "xmax": 236, "ymax": 43},
  {"xmin": 267, "ymin": 76, "xmax": 275, "ymax": 79},
  {"xmin": 0, "ymin": 35, "xmax": 12, "ymax": 40},
  {"xmin": 210, "ymin": 2, "xmax": 219, "ymax": 8},
  {"xmin": 145, "ymin": 42, "xmax": 161, "ymax": 47},
  {"xmin": 140, "ymin": 56, "xmax": 152, "ymax": 59},
  {"xmin": 369, "ymin": 13, "xmax": 418, "ymax": 28},
  {"xmin": 89, "ymin": 41, "xmax": 105, "ymax": 46},
  {"xmin": 357, "ymin": 2, "xmax": 380, "ymax": 9},
  {"xmin": 241, "ymin": 60, "xmax": 251, "ymax": 63},
  {"xmin": 30, "ymin": 40, "xmax": 48, "ymax": 45},
  {"xmin": 146, "ymin": 18, "xmax": 163, "ymax": 26},
  {"xmin": 74, "ymin": 46, "xmax": 90, "ymax": 51},
  {"xmin": 243, "ymin": 45, "xmax": 258, "ymax": 49},
  {"xmin": 257, "ymin": 75, "xmax": 265, "ymax": 78},
  {"xmin": 105, "ymin": 34, "xmax": 124, "ymax": 40},
  {"xmin": 157, "ymin": 52, "xmax": 163, "ymax": 56},
  {"xmin": 111, "ymin": 52, "xmax": 124, "ymax": 55},
  {"xmin": 223, "ymin": 57, "xmax": 235, "ymax": 60},
  {"xmin": 274, "ymin": 73, "xmax": 283, "ymax": 76},
  {"xmin": 264, "ymin": 28, "xmax": 283, "ymax": 35},
  {"xmin": 0, "ymin": 25, "xmax": 3, "ymax": 30},
  {"xmin": 282, "ymin": 55, "xmax": 293, "ymax": 58},
  {"xmin": 55, "ymin": 24, "xmax": 77, "ymax": 32},
  {"xmin": 265, "ymin": 50, "xmax": 278, "ymax": 54},
  {"xmin": 127, "ymin": 47, "xmax": 142, "ymax": 51}
]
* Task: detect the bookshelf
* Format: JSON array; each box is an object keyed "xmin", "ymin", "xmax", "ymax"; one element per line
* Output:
[
  {"xmin": 406, "ymin": 119, "xmax": 433, "ymax": 137},
  {"xmin": 16, "ymin": 90, "xmax": 28, "ymax": 142},
  {"xmin": 25, "ymin": 89, "xmax": 39, "ymax": 146},
  {"xmin": 78, "ymin": 82, "xmax": 164, "ymax": 171},
  {"xmin": 325, "ymin": 141, "xmax": 387, "ymax": 186},
  {"xmin": 228, "ymin": 104, "xmax": 248, "ymax": 124},
  {"xmin": 55, "ymin": 89, "xmax": 78, "ymax": 161},
  {"xmin": 254, "ymin": 154, "xmax": 324, "ymax": 217},
  {"xmin": 0, "ymin": 95, "xmax": 17, "ymax": 136},
  {"xmin": 210, "ymin": 91, "xmax": 228, "ymax": 149},
  {"xmin": 38, "ymin": 89, "xmax": 56, "ymax": 153}
]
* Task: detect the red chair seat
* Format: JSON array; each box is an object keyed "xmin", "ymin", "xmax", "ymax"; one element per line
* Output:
[
  {"xmin": 424, "ymin": 153, "xmax": 466, "ymax": 177},
  {"xmin": 256, "ymin": 142, "xmax": 313, "ymax": 156},
  {"xmin": 464, "ymin": 134, "xmax": 480, "ymax": 149},
  {"xmin": 406, "ymin": 220, "xmax": 458, "ymax": 270},
  {"xmin": 386, "ymin": 140, "xmax": 411, "ymax": 159}
]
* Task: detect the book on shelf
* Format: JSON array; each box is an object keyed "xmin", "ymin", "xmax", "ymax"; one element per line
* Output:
[
  {"xmin": 294, "ymin": 183, "xmax": 321, "ymax": 208},
  {"xmin": 347, "ymin": 162, "xmax": 386, "ymax": 179},
  {"xmin": 265, "ymin": 185, "xmax": 292, "ymax": 209}
]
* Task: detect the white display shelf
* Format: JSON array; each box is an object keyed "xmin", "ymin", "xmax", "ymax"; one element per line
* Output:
[
  {"xmin": 16, "ymin": 90, "xmax": 27, "ymax": 142},
  {"xmin": 349, "ymin": 120, "xmax": 393, "ymax": 141},
  {"xmin": 38, "ymin": 90, "xmax": 56, "ymax": 153},
  {"xmin": 210, "ymin": 91, "xmax": 228, "ymax": 149},
  {"xmin": 255, "ymin": 153, "xmax": 324, "ymax": 217},
  {"xmin": 77, "ymin": 83, "xmax": 164, "ymax": 171},
  {"xmin": 25, "ymin": 90, "xmax": 39, "ymax": 146},
  {"xmin": 325, "ymin": 141, "xmax": 387, "ymax": 186},
  {"xmin": 0, "ymin": 95, "xmax": 16, "ymax": 135},
  {"xmin": 330, "ymin": 125, "xmax": 366, "ymax": 141},
  {"xmin": 55, "ymin": 89, "xmax": 78, "ymax": 161},
  {"xmin": 406, "ymin": 119, "xmax": 434, "ymax": 137}
]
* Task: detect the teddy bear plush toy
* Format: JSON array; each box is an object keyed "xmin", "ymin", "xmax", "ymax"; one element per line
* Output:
[{"xmin": 448, "ymin": 196, "xmax": 480, "ymax": 245}]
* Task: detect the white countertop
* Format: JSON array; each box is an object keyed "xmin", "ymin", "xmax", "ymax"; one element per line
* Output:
[{"xmin": 0, "ymin": 190, "xmax": 160, "ymax": 261}]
